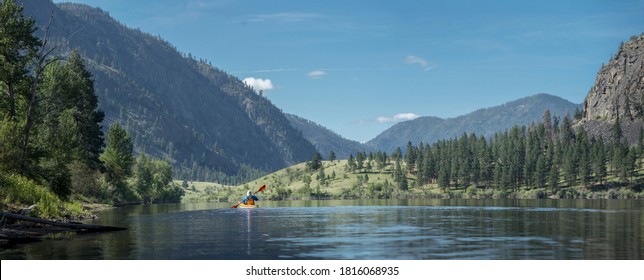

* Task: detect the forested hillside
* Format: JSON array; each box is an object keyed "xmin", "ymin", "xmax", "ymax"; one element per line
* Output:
[
  {"xmin": 286, "ymin": 113, "xmax": 373, "ymax": 160},
  {"xmin": 367, "ymin": 93, "xmax": 581, "ymax": 152},
  {"xmin": 20, "ymin": 0, "xmax": 317, "ymax": 184},
  {"xmin": 1, "ymin": 0, "xmax": 183, "ymax": 213}
]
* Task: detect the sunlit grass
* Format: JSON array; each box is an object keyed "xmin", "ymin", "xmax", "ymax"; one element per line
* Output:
[
  {"xmin": 1, "ymin": 173, "xmax": 87, "ymax": 219},
  {"xmin": 182, "ymin": 159, "xmax": 644, "ymax": 202}
]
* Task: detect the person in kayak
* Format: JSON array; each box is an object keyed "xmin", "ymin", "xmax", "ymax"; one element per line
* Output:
[{"xmin": 241, "ymin": 190, "xmax": 259, "ymax": 205}]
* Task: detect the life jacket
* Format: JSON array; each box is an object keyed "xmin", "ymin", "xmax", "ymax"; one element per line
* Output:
[{"xmin": 245, "ymin": 196, "xmax": 255, "ymax": 205}]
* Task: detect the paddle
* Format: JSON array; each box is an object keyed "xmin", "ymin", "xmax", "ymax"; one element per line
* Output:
[{"xmin": 231, "ymin": 185, "xmax": 266, "ymax": 208}]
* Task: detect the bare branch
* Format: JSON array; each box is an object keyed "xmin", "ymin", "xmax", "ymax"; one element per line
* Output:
[{"xmin": 21, "ymin": 8, "xmax": 57, "ymax": 165}]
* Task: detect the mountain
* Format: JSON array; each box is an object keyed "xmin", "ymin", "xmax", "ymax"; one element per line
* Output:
[
  {"xmin": 367, "ymin": 93, "xmax": 581, "ymax": 152},
  {"xmin": 21, "ymin": 0, "xmax": 317, "ymax": 182},
  {"xmin": 285, "ymin": 114, "xmax": 373, "ymax": 159},
  {"xmin": 582, "ymin": 34, "xmax": 644, "ymax": 144}
]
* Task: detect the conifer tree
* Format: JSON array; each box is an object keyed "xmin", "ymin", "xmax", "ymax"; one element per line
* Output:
[
  {"xmin": 548, "ymin": 164, "xmax": 559, "ymax": 194},
  {"xmin": 346, "ymin": 154, "xmax": 356, "ymax": 173},
  {"xmin": 307, "ymin": 151, "xmax": 322, "ymax": 171},
  {"xmin": 356, "ymin": 152, "xmax": 365, "ymax": 170},
  {"xmin": 328, "ymin": 150, "xmax": 336, "ymax": 162}
]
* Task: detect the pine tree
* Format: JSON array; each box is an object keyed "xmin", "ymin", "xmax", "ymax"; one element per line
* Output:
[
  {"xmin": 66, "ymin": 51, "xmax": 105, "ymax": 169},
  {"xmin": 405, "ymin": 141, "xmax": 416, "ymax": 174},
  {"xmin": 611, "ymin": 113, "xmax": 623, "ymax": 144},
  {"xmin": 346, "ymin": 154, "xmax": 356, "ymax": 173},
  {"xmin": 391, "ymin": 147, "xmax": 402, "ymax": 162},
  {"xmin": 356, "ymin": 152, "xmax": 365, "ymax": 170},
  {"xmin": 548, "ymin": 164, "xmax": 559, "ymax": 194},
  {"xmin": 328, "ymin": 150, "xmax": 336, "ymax": 161},
  {"xmin": 574, "ymin": 107, "xmax": 583, "ymax": 121},
  {"xmin": 307, "ymin": 151, "xmax": 322, "ymax": 171},
  {"xmin": 543, "ymin": 109, "xmax": 552, "ymax": 135},
  {"xmin": 562, "ymin": 146, "xmax": 577, "ymax": 187},
  {"xmin": 577, "ymin": 127, "xmax": 591, "ymax": 187},
  {"xmin": 317, "ymin": 167, "xmax": 327, "ymax": 187},
  {"xmin": 591, "ymin": 138, "xmax": 607, "ymax": 185},
  {"xmin": 535, "ymin": 154, "xmax": 546, "ymax": 189},
  {"xmin": 627, "ymin": 147, "xmax": 638, "ymax": 182}
]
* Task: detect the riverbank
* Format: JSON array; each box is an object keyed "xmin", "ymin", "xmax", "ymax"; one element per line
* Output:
[{"xmin": 0, "ymin": 203, "xmax": 119, "ymax": 248}]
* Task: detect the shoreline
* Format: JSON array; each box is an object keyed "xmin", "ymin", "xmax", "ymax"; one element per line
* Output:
[
  {"xmin": 0, "ymin": 203, "xmax": 121, "ymax": 249},
  {"xmin": 2, "ymin": 193, "xmax": 642, "ymax": 249}
]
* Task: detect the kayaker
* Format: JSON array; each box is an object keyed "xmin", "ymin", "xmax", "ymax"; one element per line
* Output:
[{"xmin": 241, "ymin": 190, "xmax": 259, "ymax": 205}]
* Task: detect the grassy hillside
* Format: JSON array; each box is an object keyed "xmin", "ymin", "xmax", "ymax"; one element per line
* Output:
[
  {"xmin": 185, "ymin": 158, "xmax": 644, "ymax": 203},
  {"xmin": 241, "ymin": 160, "xmax": 426, "ymax": 200}
]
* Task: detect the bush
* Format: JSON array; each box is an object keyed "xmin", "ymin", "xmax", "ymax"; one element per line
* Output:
[
  {"xmin": 0, "ymin": 173, "xmax": 85, "ymax": 218},
  {"xmin": 154, "ymin": 183, "xmax": 185, "ymax": 203},
  {"xmin": 466, "ymin": 186, "xmax": 477, "ymax": 197}
]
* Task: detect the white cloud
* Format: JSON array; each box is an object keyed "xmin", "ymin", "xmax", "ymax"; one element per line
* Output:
[
  {"xmin": 377, "ymin": 113, "xmax": 420, "ymax": 123},
  {"xmin": 404, "ymin": 55, "xmax": 436, "ymax": 71},
  {"xmin": 243, "ymin": 77, "xmax": 274, "ymax": 92},
  {"xmin": 307, "ymin": 70, "xmax": 326, "ymax": 79}
]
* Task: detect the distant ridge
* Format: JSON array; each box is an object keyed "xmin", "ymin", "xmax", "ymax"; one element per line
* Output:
[
  {"xmin": 285, "ymin": 114, "xmax": 373, "ymax": 159},
  {"xmin": 367, "ymin": 93, "xmax": 581, "ymax": 152}
]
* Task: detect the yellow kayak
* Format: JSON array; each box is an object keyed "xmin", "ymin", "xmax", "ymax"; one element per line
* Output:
[{"xmin": 238, "ymin": 203, "xmax": 259, "ymax": 208}]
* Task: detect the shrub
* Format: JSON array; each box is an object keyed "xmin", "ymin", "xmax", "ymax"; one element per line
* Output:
[{"xmin": 0, "ymin": 173, "xmax": 85, "ymax": 218}]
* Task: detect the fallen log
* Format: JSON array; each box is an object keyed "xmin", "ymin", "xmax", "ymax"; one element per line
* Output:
[
  {"xmin": 0, "ymin": 212, "xmax": 126, "ymax": 232},
  {"xmin": 0, "ymin": 228, "xmax": 42, "ymax": 243}
]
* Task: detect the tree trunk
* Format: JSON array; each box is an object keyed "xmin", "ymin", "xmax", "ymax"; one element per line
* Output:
[{"xmin": 0, "ymin": 212, "xmax": 126, "ymax": 232}]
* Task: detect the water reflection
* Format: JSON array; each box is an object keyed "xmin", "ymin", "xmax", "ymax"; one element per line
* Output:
[{"xmin": 0, "ymin": 199, "xmax": 642, "ymax": 259}]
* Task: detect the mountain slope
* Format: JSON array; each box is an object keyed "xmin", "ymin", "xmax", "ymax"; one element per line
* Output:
[
  {"xmin": 582, "ymin": 33, "xmax": 644, "ymax": 144},
  {"xmin": 21, "ymin": 0, "xmax": 316, "ymax": 182},
  {"xmin": 285, "ymin": 114, "xmax": 373, "ymax": 159},
  {"xmin": 367, "ymin": 93, "xmax": 581, "ymax": 152}
]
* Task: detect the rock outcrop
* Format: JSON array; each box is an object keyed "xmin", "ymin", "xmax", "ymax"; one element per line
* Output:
[
  {"xmin": 584, "ymin": 34, "xmax": 644, "ymax": 122},
  {"xmin": 582, "ymin": 34, "xmax": 644, "ymax": 144}
]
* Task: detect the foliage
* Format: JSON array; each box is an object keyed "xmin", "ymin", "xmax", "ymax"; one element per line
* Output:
[
  {"xmin": 20, "ymin": 0, "xmax": 316, "ymax": 185},
  {"xmin": 0, "ymin": 3, "xmax": 182, "ymax": 214},
  {"xmin": 100, "ymin": 123, "xmax": 134, "ymax": 203},
  {"xmin": 306, "ymin": 151, "xmax": 323, "ymax": 171},
  {"xmin": 133, "ymin": 153, "xmax": 183, "ymax": 203},
  {"xmin": 223, "ymin": 110, "xmax": 644, "ymax": 202},
  {"xmin": 367, "ymin": 94, "xmax": 581, "ymax": 153},
  {"xmin": 0, "ymin": 0, "xmax": 40, "ymax": 121},
  {"xmin": 0, "ymin": 172, "xmax": 86, "ymax": 219}
]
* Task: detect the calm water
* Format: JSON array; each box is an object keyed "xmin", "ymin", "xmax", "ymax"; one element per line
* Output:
[{"xmin": 1, "ymin": 199, "xmax": 642, "ymax": 259}]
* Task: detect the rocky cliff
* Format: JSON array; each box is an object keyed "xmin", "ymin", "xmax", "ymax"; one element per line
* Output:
[
  {"xmin": 582, "ymin": 34, "xmax": 644, "ymax": 143},
  {"xmin": 584, "ymin": 34, "xmax": 644, "ymax": 122}
]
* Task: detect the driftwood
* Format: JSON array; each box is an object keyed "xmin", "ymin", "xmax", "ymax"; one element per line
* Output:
[
  {"xmin": 0, "ymin": 212, "xmax": 126, "ymax": 232},
  {"xmin": 0, "ymin": 228, "xmax": 45, "ymax": 243},
  {"xmin": 0, "ymin": 212, "xmax": 126, "ymax": 245}
]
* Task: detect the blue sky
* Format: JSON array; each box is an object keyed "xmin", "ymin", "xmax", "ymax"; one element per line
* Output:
[{"xmin": 53, "ymin": 0, "xmax": 644, "ymax": 142}]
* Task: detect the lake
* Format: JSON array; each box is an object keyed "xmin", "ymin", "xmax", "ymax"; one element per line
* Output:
[{"xmin": 1, "ymin": 199, "xmax": 642, "ymax": 259}]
